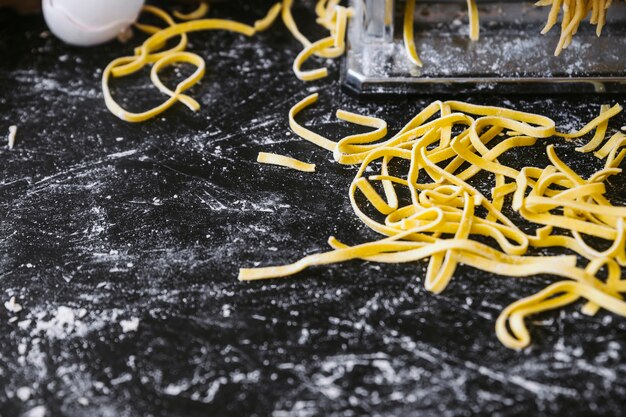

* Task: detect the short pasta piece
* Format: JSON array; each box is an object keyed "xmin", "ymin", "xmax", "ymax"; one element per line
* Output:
[{"xmin": 257, "ymin": 152, "xmax": 316, "ymax": 172}]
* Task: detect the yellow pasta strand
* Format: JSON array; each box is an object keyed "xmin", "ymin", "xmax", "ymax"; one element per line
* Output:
[
  {"xmin": 403, "ymin": 0, "xmax": 423, "ymax": 67},
  {"xmin": 467, "ymin": 0, "xmax": 480, "ymax": 41},
  {"xmin": 292, "ymin": 5, "xmax": 351, "ymax": 81},
  {"xmin": 257, "ymin": 152, "xmax": 316, "ymax": 172},
  {"xmin": 281, "ymin": 0, "xmax": 311, "ymax": 47},
  {"xmin": 575, "ymin": 104, "xmax": 611, "ymax": 153},
  {"xmin": 255, "ymin": 3, "xmax": 283, "ymax": 32},
  {"xmin": 173, "ymin": 1, "xmax": 210, "ymax": 21},
  {"xmin": 288, "ymin": 93, "xmax": 337, "ymax": 151},
  {"xmin": 103, "ymin": 52, "xmax": 205, "ymax": 123}
]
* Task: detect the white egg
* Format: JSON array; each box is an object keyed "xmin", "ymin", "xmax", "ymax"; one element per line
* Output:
[{"xmin": 43, "ymin": 0, "xmax": 145, "ymax": 46}]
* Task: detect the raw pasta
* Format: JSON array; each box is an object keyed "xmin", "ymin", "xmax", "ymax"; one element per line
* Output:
[
  {"xmin": 102, "ymin": 2, "xmax": 350, "ymax": 121},
  {"xmin": 241, "ymin": 95, "xmax": 626, "ymax": 349},
  {"xmin": 538, "ymin": 0, "xmax": 622, "ymax": 55},
  {"xmin": 102, "ymin": 4, "xmax": 282, "ymax": 122},
  {"xmin": 257, "ymin": 152, "xmax": 316, "ymax": 172},
  {"xmin": 173, "ymin": 1, "xmax": 210, "ymax": 21}
]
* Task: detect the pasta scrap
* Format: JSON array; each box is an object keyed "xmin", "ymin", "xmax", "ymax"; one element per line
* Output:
[
  {"xmin": 7, "ymin": 125, "xmax": 17, "ymax": 150},
  {"xmin": 257, "ymin": 152, "xmax": 316, "ymax": 172}
]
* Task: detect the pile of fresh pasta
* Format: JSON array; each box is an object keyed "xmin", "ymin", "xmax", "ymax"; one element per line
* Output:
[
  {"xmin": 243, "ymin": 95, "xmax": 626, "ymax": 350},
  {"xmin": 98, "ymin": 1, "xmax": 626, "ymax": 349}
]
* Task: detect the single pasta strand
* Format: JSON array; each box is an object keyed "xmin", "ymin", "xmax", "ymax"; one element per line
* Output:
[
  {"xmin": 255, "ymin": 3, "xmax": 283, "ymax": 32},
  {"xmin": 403, "ymin": 0, "xmax": 423, "ymax": 67},
  {"xmin": 257, "ymin": 152, "xmax": 316, "ymax": 172},
  {"xmin": 293, "ymin": 35, "xmax": 334, "ymax": 80},
  {"xmin": 133, "ymin": 5, "xmax": 188, "ymax": 64},
  {"xmin": 173, "ymin": 1, "xmax": 210, "ymax": 21},
  {"xmin": 467, "ymin": 0, "xmax": 480, "ymax": 41},
  {"xmin": 575, "ymin": 104, "xmax": 610, "ymax": 152},
  {"xmin": 596, "ymin": 0, "xmax": 607, "ymax": 35},
  {"xmin": 103, "ymin": 52, "xmax": 206, "ymax": 123},
  {"xmin": 288, "ymin": 93, "xmax": 337, "ymax": 151},
  {"xmin": 281, "ymin": 0, "xmax": 311, "ymax": 47},
  {"xmin": 315, "ymin": 0, "xmax": 328, "ymax": 19}
]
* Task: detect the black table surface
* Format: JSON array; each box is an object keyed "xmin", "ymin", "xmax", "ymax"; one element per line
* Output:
[{"xmin": 1, "ymin": 2, "xmax": 626, "ymax": 416}]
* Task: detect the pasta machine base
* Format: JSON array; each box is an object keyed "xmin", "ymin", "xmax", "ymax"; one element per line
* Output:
[{"xmin": 342, "ymin": 0, "xmax": 626, "ymax": 94}]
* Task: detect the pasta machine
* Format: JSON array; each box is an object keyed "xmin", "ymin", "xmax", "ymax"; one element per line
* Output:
[{"xmin": 343, "ymin": 0, "xmax": 626, "ymax": 94}]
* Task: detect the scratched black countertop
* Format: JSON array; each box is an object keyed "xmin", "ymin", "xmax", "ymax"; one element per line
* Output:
[{"xmin": 1, "ymin": 2, "xmax": 626, "ymax": 417}]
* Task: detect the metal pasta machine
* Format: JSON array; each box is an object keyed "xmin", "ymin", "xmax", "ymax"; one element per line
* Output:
[{"xmin": 343, "ymin": 0, "xmax": 626, "ymax": 94}]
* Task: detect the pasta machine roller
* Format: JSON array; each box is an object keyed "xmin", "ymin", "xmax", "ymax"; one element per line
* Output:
[{"xmin": 343, "ymin": 0, "xmax": 626, "ymax": 94}]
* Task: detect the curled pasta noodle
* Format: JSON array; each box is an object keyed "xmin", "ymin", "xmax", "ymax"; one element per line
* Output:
[
  {"xmin": 496, "ymin": 267, "xmax": 626, "ymax": 349},
  {"xmin": 255, "ymin": 3, "xmax": 283, "ymax": 32},
  {"xmin": 173, "ymin": 1, "xmax": 210, "ymax": 21},
  {"xmin": 403, "ymin": 0, "xmax": 479, "ymax": 65},
  {"xmin": 292, "ymin": 4, "xmax": 352, "ymax": 81},
  {"xmin": 293, "ymin": 36, "xmax": 335, "ymax": 80},
  {"xmin": 281, "ymin": 0, "xmax": 311, "ymax": 47},
  {"xmin": 575, "ymin": 104, "xmax": 610, "ymax": 153},
  {"xmin": 102, "ymin": 4, "xmax": 282, "ymax": 122},
  {"xmin": 103, "ymin": 52, "xmax": 205, "ymax": 123},
  {"xmin": 133, "ymin": 5, "xmax": 188, "ymax": 64},
  {"xmin": 288, "ymin": 93, "xmax": 337, "ymax": 151}
]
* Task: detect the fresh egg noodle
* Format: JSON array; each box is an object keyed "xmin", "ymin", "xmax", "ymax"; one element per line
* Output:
[
  {"xmin": 404, "ymin": 0, "xmax": 479, "ymax": 67},
  {"xmin": 240, "ymin": 94, "xmax": 626, "ymax": 349},
  {"xmin": 403, "ymin": 0, "xmax": 423, "ymax": 67},
  {"xmin": 173, "ymin": 1, "xmax": 210, "ymax": 21},
  {"xmin": 257, "ymin": 152, "xmax": 316, "ymax": 172}
]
